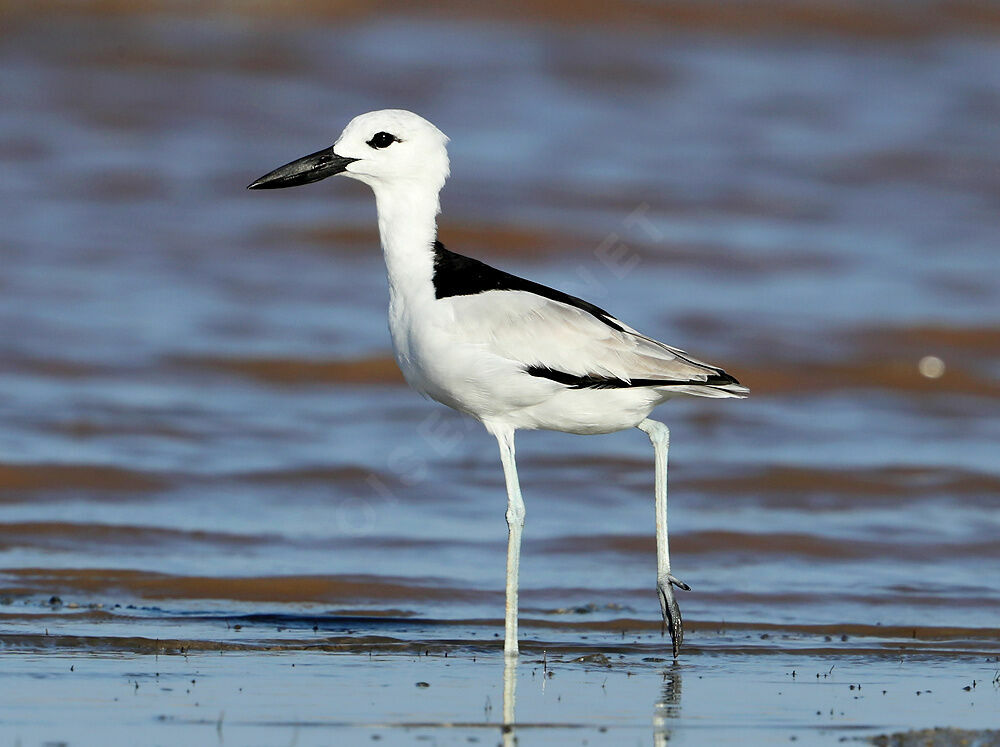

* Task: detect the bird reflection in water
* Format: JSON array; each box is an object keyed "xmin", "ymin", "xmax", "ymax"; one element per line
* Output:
[
  {"xmin": 502, "ymin": 654, "xmax": 517, "ymax": 746},
  {"xmin": 653, "ymin": 664, "xmax": 683, "ymax": 745},
  {"xmin": 499, "ymin": 656, "xmax": 682, "ymax": 744}
]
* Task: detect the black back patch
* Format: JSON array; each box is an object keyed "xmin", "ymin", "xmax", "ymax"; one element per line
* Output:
[{"xmin": 431, "ymin": 241, "xmax": 626, "ymax": 332}]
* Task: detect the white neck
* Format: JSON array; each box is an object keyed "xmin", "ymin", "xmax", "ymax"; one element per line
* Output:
[{"xmin": 371, "ymin": 180, "xmax": 441, "ymax": 306}]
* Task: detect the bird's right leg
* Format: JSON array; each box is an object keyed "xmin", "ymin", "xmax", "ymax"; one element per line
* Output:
[
  {"xmin": 493, "ymin": 425, "xmax": 525, "ymax": 659},
  {"xmin": 638, "ymin": 418, "xmax": 689, "ymax": 659}
]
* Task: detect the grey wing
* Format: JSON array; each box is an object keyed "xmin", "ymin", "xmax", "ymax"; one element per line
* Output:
[{"xmin": 446, "ymin": 290, "xmax": 748, "ymax": 397}]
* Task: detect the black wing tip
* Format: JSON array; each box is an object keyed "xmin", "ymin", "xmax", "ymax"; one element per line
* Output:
[{"xmin": 704, "ymin": 369, "xmax": 743, "ymax": 388}]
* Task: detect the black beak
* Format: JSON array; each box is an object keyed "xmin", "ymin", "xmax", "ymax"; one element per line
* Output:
[{"xmin": 247, "ymin": 146, "xmax": 359, "ymax": 190}]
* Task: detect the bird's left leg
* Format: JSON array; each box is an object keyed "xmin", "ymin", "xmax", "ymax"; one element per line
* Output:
[
  {"xmin": 493, "ymin": 425, "xmax": 525, "ymax": 658},
  {"xmin": 637, "ymin": 418, "xmax": 690, "ymax": 658}
]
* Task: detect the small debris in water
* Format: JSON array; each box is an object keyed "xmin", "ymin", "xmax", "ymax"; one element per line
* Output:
[
  {"xmin": 571, "ymin": 653, "xmax": 610, "ymax": 666},
  {"xmin": 870, "ymin": 727, "xmax": 1000, "ymax": 746},
  {"xmin": 917, "ymin": 355, "xmax": 945, "ymax": 379}
]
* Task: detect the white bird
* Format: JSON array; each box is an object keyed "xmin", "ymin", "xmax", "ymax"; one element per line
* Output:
[{"xmin": 249, "ymin": 109, "xmax": 747, "ymax": 659}]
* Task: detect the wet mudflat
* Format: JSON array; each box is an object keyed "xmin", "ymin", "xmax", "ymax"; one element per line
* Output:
[
  {"xmin": 1, "ymin": 2, "xmax": 999, "ymax": 744},
  {"xmin": 3, "ymin": 604, "xmax": 999, "ymax": 746}
]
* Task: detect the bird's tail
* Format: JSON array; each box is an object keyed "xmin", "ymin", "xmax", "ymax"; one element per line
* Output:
[
  {"xmin": 675, "ymin": 381, "xmax": 749, "ymax": 399},
  {"xmin": 669, "ymin": 368, "xmax": 749, "ymax": 399}
]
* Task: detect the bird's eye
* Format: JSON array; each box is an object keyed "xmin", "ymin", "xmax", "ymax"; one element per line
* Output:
[{"xmin": 367, "ymin": 131, "xmax": 399, "ymax": 149}]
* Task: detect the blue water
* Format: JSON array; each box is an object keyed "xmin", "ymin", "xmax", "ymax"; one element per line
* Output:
[{"xmin": 0, "ymin": 8, "xmax": 998, "ymax": 673}]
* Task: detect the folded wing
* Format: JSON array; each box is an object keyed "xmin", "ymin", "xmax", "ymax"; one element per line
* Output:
[{"xmin": 446, "ymin": 289, "xmax": 748, "ymax": 399}]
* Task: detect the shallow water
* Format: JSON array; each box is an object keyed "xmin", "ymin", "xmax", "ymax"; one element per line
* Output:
[
  {"xmin": 3, "ymin": 644, "xmax": 999, "ymax": 746},
  {"xmin": 1, "ymin": 5, "xmax": 999, "ymax": 744}
]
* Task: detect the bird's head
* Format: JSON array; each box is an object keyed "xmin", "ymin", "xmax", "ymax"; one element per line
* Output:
[{"xmin": 248, "ymin": 109, "xmax": 450, "ymax": 195}]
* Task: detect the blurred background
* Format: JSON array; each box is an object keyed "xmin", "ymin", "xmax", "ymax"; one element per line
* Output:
[{"xmin": 1, "ymin": 0, "xmax": 998, "ymax": 651}]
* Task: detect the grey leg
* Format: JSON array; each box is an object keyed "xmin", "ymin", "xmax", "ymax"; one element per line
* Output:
[
  {"xmin": 637, "ymin": 418, "xmax": 689, "ymax": 658},
  {"xmin": 494, "ymin": 426, "xmax": 525, "ymax": 658}
]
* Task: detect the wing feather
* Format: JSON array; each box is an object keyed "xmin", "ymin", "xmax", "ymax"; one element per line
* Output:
[{"xmin": 445, "ymin": 290, "xmax": 746, "ymax": 394}]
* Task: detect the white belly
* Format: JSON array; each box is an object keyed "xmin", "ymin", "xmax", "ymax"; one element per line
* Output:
[{"xmin": 502, "ymin": 386, "xmax": 669, "ymax": 434}]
